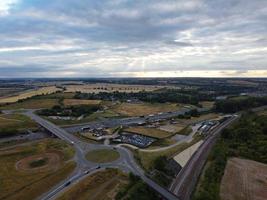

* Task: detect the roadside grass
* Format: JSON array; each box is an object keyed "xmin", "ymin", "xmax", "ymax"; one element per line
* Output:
[
  {"xmin": 45, "ymin": 109, "xmax": 120, "ymax": 126},
  {"xmin": 63, "ymin": 99, "xmax": 101, "ymax": 106},
  {"xmin": 0, "ymin": 138, "xmax": 76, "ymax": 200},
  {"xmin": 177, "ymin": 126, "xmax": 193, "ymax": 135},
  {"xmin": 0, "ymin": 86, "xmax": 61, "ymax": 104},
  {"xmin": 135, "ymin": 135, "xmax": 202, "ymax": 170},
  {"xmin": 124, "ymin": 127, "xmax": 173, "ymax": 139},
  {"xmin": 0, "ymin": 99, "xmax": 60, "ymax": 110},
  {"xmin": 86, "ymin": 149, "xmax": 120, "ymax": 163},
  {"xmin": 111, "ymin": 102, "xmax": 182, "ymax": 117},
  {"xmin": 0, "ymin": 114, "xmax": 38, "ymax": 137},
  {"xmin": 176, "ymin": 113, "xmax": 220, "ymax": 125},
  {"xmin": 56, "ymin": 169, "xmax": 128, "ymax": 200}
]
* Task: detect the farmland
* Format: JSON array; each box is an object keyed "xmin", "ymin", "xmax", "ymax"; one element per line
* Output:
[
  {"xmin": 63, "ymin": 99, "xmax": 101, "ymax": 106},
  {"xmin": 64, "ymin": 83, "xmax": 175, "ymax": 93},
  {"xmin": 56, "ymin": 169, "xmax": 128, "ymax": 200},
  {"xmin": 111, "ymin": 102, "xmax": 181, "ymax": 117},
  {"xmin": 0, "ymin": 139, "xmax": 75, "ymax": 200},
  {"xmin": 0, "ymin": 86, "xmax": 61, "ymax": 104},
  {"xmin": 220, "ymin": 158, "xmax": 267, "ymax": 200},
  {"xmin": 0, "ymin": 99, "xmax": 60, "ymax": 110}
]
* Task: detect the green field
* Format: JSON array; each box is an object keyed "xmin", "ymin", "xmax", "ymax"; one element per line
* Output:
[
  {"xmin": 57, "ymin": 169, "xmax": 128, "ymax": 200},
  {"xmin": 125, "ymin": 127, "xmax": 173, "ymax": 139},
  {"xmin": 0, "ymin": 139, "xmax": 76, "ymax": 200},
  {"xmin": 0, "ymin": 99, "xmax": 60, "ymax": 110},
  {"xmin": 86, "ymin": 149, "xmax": 120, "ymax": 163},
  {"xmin": 135, "ymin": 135, "xmax": 202, "ymax": 170},
  {"xmin": 0, "ymin": 113, "xmax": 38, "ymax": 137}
]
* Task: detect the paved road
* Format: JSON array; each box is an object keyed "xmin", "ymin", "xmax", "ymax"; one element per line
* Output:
[
  {"xmin": 24, "ymin": 110, "xmax": 181, "ymax": 200},
  {"xmin": 169, "ymin": 115, "xmax": 239, "ymax": 200},
  {"xmin": 64, "ymin": 107, "xmax": 209, "ymax": 134}
]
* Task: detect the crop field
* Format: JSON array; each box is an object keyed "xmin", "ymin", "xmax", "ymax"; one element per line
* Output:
[
  {"xmin": 64, "ymin": 83, "xmax": 175, "ymax": 93},
  {"xmin": 125, "ymin": 126, "xmax": 173, "ymax": 139},
  {"xmin": 86, "ymin": 149, "xmax": 120, "ymax": 163},
  {"xmin": 57, "ymin": 169, "xmax": 128, "ymax": 200},
  {"xmin": 111, "ymin": 102, "xmax": 181, "ymax": 117},
  {"xmin": 0, "ymin": 87, "xmax": 27, "ymax": 98},
  {"xmin": 0, "ymin": 98, "xmax": 60, "ymax": 110},
  {"xmin": 0, "ymin": 139, "xmax": 75, "ymax": 200},
  {"xmin": 63, "ymin": 99, "xmax": 101, "ymax": 106},
  {"xmin": 0, "ymin": 86, "xmax": 61, "ymax": 104},
  {"xmin": 220, "ymin": 158, "xmax": 267, "ymax": 200}
]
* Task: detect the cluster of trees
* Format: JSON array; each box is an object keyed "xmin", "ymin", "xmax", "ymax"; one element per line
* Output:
[
  {"xmin": 215, "ymin": 96, "xmax": 267, "ymax": 113},
  {"xmin": 193, "ymin": 112, "xmax": 267, "ymax": 200},
  {"xmin": 115, "ymin": 173, "xmax": 161, "ymax": 200},
  {"xmin": 0, "ymin": 128, "xmax": 22, "ymax": 138},
  {"xmin": 38, "ymin": 104, "xmax": 100, "ymax": 117},
  {"xmin": 74, "ymin": 89, "xmax": 212, "ymax": 105}
]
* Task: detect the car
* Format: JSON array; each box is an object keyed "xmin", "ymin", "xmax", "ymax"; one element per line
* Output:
[
  {"xmin": 96, "ymin": 166, "xmax": 101, "ymax": 169},
  {"xmin": 64, "ymin": 181, "xmax": 71, "ymax": 187},
  {"xmin": 71, "ymin": 141, "xmax": 74, "ymax": 144},
  {"xmin": 84, "ymin": 170, "xmax": 90, "ymax": 174},
  {"xmin": 113, "ymin": 147, "xmax": 116, "ymax": 150}
]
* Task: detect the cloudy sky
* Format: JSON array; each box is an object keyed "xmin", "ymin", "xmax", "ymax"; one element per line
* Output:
[{"xmin": 0, "ymin": 0, "xmax": 267, "ymax": 78}]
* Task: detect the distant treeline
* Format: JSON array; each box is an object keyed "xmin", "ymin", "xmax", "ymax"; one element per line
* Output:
[
  {"xmin": 193, "ymin": 112, "xmax": 267, "ymax": 200},
  {"xmin": 215, "ymin": 96, "xmax": 267, "ymax": 113},
  {"xmin": 74, "ymin": 89, "xmax": 213, "ymax": 105},
  {"xmin": 38, "ymin": 104, "xmax": 99, "ymax": 117}
]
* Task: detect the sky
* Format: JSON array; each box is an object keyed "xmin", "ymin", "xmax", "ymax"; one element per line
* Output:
[{"xmin": 0, "ymin": 0, "xmax": 267, "ymax": 78}]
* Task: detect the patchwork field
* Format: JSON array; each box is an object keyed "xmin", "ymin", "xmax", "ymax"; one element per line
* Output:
[
  {"xmin": 64, "ymin": 83, "xmax": 174, "ymax": 93},
  {"xmin": 220, "ymin": 158, "xmax": 267, "ymax": 200},
  {"xmin": 86, "ymin": 149, "xmax": 120, "ymax": 163},
  {"xmin": 111, "ymin": 102, "xmax": 181, "ymax": 117},
  {"xmin": 125, "ymin": 126, "xmax": 173, "ymax": 139},
  {"xmin": 63, "ymin": 99, "xmax": 101, "ymax": 106},
  {"xmin": 0, "ymin": 99, "xmax": 60, "ymax": 110},
  {"xmin": 0, "ymin": 139, "xmax": 76, "ymax": 200},
  {"xmin": 56, "ymin": 169, "xmax": 128, "ymax": 200},
  {"xmin": 0, "ymin": 86, "xmax": 61, "ymax": 104}
]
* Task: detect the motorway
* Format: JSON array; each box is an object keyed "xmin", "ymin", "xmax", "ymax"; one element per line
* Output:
[
  {"xmin": 24, "ymin": 110, "xmax": 181, "ymax": 200},
  {"xmin": 169, "ymin": 115, "xmax": 239, "ymax": 200}
]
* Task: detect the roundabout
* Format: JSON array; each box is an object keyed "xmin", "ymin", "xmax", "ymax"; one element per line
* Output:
[{"xmin": 85, "ymin": 149, "xmax": 120, "ymax": 163}]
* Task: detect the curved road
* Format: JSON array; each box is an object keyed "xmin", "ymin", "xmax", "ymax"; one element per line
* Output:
[{"xmin": 24, "ymin": 110, "xmax": 180, "ymax": 200}]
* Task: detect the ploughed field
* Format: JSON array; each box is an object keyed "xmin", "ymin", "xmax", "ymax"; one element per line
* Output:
[{"xmin": 220, "ymin": 157, "xmax": 267, "ymax": 200}]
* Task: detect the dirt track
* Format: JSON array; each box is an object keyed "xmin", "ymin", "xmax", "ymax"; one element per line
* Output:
[{"xmin": 16, "ymin": 152, "xmax": 61, "ymax": 172}]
